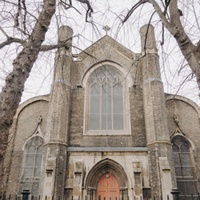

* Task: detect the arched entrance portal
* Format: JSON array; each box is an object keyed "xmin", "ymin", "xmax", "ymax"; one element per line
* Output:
[
  {"xmin": 85, "ymin": 159, "xmax": 128, "ymax": 200},
  {"xmin": 97, "ymin": 173, "xmax": 119, "ymax": 200}
]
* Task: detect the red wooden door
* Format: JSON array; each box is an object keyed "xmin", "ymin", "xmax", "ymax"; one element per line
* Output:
[{"xmin": 96, "ymin": 174, "xmax": 119, "ymax": 200}]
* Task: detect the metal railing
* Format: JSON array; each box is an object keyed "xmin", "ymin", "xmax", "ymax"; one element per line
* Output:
[{"xmin": 1, "ymin": 191, "xmax": 200, "ymax": 200}]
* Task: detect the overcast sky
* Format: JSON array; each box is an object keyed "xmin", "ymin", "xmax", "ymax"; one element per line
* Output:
[{"xmin": 0, "ymin": 0, "xmax": 199, "ymax": 105}]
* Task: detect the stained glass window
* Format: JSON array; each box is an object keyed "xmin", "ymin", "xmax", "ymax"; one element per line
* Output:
[
  {"xmin": 172, "ymin": 136, "xmax": 197, "ymax": 197},
  {"xmin": 87, "ymin": 65, "xmax": 124, "ymax": 131},
  {"xmin": 21, "ymin": 136, "xmax": 43, "ymax": 196}
]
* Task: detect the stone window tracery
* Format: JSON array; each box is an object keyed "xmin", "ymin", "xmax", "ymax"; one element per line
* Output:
[
  {"xmin": 172, "ymin": 135, "xmax": 197, "ymax": 196},
  {"xmin": 20, "ymin": 136, "xmax": 44, "ymax": 196},
  {"xmin": 85, "ymin": 65, "xmax": 130, "ymax": 135}
]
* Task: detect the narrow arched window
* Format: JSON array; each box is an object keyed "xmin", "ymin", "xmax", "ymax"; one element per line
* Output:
[
  {"xmin": 87, "ymin": 65, "xmax": 125, "ymax": 132},
  {"xmin": 172, "ymin": 136, "xmax": 197, "ymax": 196},
  {"xmin": 21, "ymin": 136, "xmax": 43, "ymax": 196}
]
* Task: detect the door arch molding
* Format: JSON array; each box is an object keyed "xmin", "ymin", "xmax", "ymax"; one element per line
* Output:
[{"xmin": 85, "ymin": 158, "xmax": 128, "ymax": 189}]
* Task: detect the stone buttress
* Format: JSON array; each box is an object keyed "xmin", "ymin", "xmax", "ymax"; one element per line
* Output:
[
  {"xmin": 41, "ymin": 26, "xmax": 73, "ymax": 200},
  {"xmin": 140, "ymin": 25, "xmax": 176, "ymax": 199}
]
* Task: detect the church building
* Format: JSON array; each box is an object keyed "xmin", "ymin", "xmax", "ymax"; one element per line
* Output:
[{"xmin": 2, "ymin": 25, "xmax": 200, "ymax": 200}]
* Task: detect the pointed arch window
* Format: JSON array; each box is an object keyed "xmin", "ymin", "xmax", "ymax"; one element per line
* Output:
[
  {"xmin": 21, "ymin": 136, "xmax": 44, "ymax": 196},
  {"xmin": 86, "ymin": 65, "xmax": 127, "ymax": 134},
  {"xmin": 171, "ymin": 135, "xmax": 197, "ymax": 196}
]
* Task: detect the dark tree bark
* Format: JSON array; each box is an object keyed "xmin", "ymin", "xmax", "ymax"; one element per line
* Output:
[
  {"xmin": 153, "ymin": 0, "xmax": 200, "ymax": 89},
  {"xmin": 124, "ymin": 0, "xmax": 200, "ymax": 90},
  {"xmin": 0, "ymin": 0, "xmax": 56, "ymax": 158},
  {"xmin": 0, "ymin": 0, "xmax": 94, "ymax": 163}
]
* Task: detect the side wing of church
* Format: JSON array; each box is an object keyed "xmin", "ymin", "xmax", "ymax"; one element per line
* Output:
[{"xmin": 2, "ymin": 25, "xmax": 200, "ymax": 200}]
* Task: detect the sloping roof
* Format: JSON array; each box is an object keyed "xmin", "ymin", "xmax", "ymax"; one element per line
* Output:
[{"xmin": 79, "ymin": 35, "xmax": 135, "ymax": 60}]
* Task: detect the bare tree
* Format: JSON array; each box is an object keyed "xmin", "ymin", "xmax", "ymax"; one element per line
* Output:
[
  {"xmin": 0, "ymin": 0, "xmax": 93, "ymax": 159},
  {"xmin": 0, "ymin": 0, "xmax": 199, "ymax": 170},
  {"xmin": 123, "ymin": 0, "xmax": 200, "ymax": 92},
  {"xmin": 0, "ymin": 0, "xmax": 51, "ymax": 161}
]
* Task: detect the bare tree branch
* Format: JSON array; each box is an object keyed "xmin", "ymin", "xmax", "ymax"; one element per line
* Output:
[
  {"xmin": 22, "ymin": 0, "xmax": 27, "ymax": 32},
  {"xmin": 122, "ymin": 0, "xmax": 200, "ymax": 89},
  {"xmin": 0, "ymin": 37, "xmax": 26, "ymax": 49},
  {"xmin": 0, "ymin": 26, "xmax": 9, "ymax": 38},
  {"xmin": 0, "ymin": 0, "xmax": 56, "ymax": 158},
  {"xmin": 6, "ymin": 0, "xmax": 38, "ymax": 21},
  {"xmin": 60, "ymin": 0, "xmax": 82, "ymax": 15},
  {"xmin": 14, "ymin": 0, "xmax": 21, "ymax": 28},
  {"xmin": 122, "ymin": 1, "xmax": 145, "ymax": 23},
  {"xmin": 163, "ymin": 0, "xmax": 171, "ymax": 16},
  {"xmin": 76, "ymin": 0, "xmax": 93, "ymax": 22},
  {"xmin": 147, "ymin": 0, "xmax": 174, "ymax": 34}
]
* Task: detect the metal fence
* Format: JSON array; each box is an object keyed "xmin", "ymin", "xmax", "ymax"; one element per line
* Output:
[
  {"xmin": 145, "ymin": 194, "xmax": 200, "ymax": 200},
  {"xmin": 1, "ymin": 192, "xmax": 200, "ymax": 200},
  {"xmin": 178, "ymin": 194, "xmax": 200, "ymax": 200}
]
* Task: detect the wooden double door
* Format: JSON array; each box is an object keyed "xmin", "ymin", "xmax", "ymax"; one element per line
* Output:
[{"xmin": 96, "ymin": 174, "xmax": 119, "ymax": 200}]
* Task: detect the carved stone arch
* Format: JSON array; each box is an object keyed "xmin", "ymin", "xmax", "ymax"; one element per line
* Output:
[
  {"xmin": 22, "ymin": 115, "xmax": 44, "ymax": 151},
  {"xmin": 166, "ymin": 94, "xmax": 200, "ymax": 119},
  {"xmin": 171, "ymin": 135, "xmax": 194, "ymax": 159},
  {"xmin": 14, "ymin": 95, "xmax": 49, "ymax": 119},
  {"xmin": 171, "ymin": 134, "xmax": 195, "ymax": 151},
  {"xmin": 81, "ymin": 60, "xmax": 134, "ymax": 88},
  {"xmin": 85, "ymin": 158, "xmax": 128, "ymax": 189}
]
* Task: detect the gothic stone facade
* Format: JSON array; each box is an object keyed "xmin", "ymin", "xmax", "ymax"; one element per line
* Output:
[{"xmin": 2, "ymin": 25, "xmax": 200, "ymax": 200}]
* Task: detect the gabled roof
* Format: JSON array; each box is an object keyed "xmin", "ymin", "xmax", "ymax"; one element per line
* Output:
[{"xmin": 79, "ymin": 35, "xmax": 135, "ymax": 60}]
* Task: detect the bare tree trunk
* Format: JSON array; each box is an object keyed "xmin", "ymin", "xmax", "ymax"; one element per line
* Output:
[
  {"xmin": 168, "ymin": 0, "xmax": 200, "ymax": 89},
  {"xmin": 0, "ymin": 0, "xmax": 56, "ymax": 158},
  {"xmin": 148, "ymin": 0, "xmax": 200, "ymax": 89}
]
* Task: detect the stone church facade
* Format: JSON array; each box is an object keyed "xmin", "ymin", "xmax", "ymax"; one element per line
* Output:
[{"xmin": 2, "ymin": 25, "xmax": 200, "ymax": 200}]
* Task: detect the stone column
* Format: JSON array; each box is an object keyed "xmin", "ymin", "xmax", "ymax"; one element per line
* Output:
[
  {"xmin": 41, "ymin": 26, "xmax": 73, "ymax": 200},
  {"xmin": 140, "ymin": 25, "xmax": 176, "ymax": 200},
  {"xmin": 73, "ymin": 161, "xmax": 84, "ymax": 200}
]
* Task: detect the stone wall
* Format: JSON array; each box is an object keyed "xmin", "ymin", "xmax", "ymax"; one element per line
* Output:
[
  {"xmin": 4, "ymin": 96, "xmax": 49, "ymax": 195},
  {"xmin": 166, "ymin": 95, "xmax": 200, "ymax": 191},
  {"xmin": 65, "ymin": 151, "xmax": 149, "ymax": 200},
  {"xmin": 68, "ymin": 37, "xmax": 146, "ymax": 148}
]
